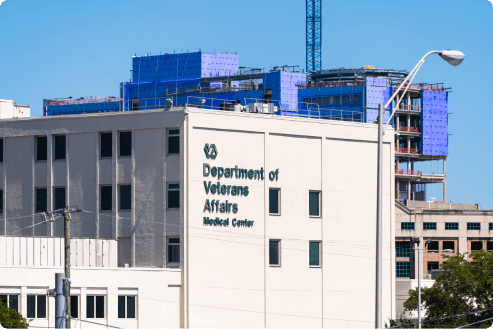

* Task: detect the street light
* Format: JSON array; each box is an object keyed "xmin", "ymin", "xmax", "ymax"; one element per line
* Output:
[{"xmin": 375, "ymin": 50, "xmax": 464, "ymax": 329}]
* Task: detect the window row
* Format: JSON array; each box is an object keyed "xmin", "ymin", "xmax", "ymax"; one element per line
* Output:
[
  {"xmin": 268, "ymin": 240, "xmax": 322, "ymax": 267},
  {"xmin": 400, "ymin": 222, "xmax": 493, "ymax": 231},
  {"xmin": 1, "ymin": 294, "xmax": 136, "ymax": 319},
  {"xmin": 302, "ymin": 94, "xmax": 361, "ymax": 107},
  {"xmin": 0, "ymin": 129, "xmax": 180, "ymax": 164},
  {"xmin": 269, "ymin": 189, "xmax": 321, "ymax": 217}
]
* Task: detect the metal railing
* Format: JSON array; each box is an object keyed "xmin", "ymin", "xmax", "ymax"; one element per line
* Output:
[
  {"xmin": 398, "ymin": 126, "xmax": 420, "ymax": 133},
  {"xmin": 400, "ymin": 104, "xmax": 421, "ymax": 112},
  {"xmin": 395, "ymin": 169, "xmax": 421, "ymax": 176}
]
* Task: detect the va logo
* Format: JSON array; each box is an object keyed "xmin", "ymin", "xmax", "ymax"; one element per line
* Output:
[{"xmin": 204, "ymin": 143, "xmax": 218, "ymax": 159}]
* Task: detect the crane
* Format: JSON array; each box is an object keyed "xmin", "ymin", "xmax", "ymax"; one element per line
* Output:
[{"xmin": 306, "ymin": 0, "xmax": 322, "ymax": 72}]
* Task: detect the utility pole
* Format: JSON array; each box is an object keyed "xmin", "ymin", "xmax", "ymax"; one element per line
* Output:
[
  {"xmin": 64, "ymin": 206, "xmax": 71, "ymax": 329},
  {"xmin": 55, "ymin": 273, "xmax": 66, "ymax": 329}
]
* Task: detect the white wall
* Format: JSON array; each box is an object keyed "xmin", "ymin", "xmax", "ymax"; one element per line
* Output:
[{"xmin": 0, "ymin": 99, "xmax": 30, "ymax": 119}]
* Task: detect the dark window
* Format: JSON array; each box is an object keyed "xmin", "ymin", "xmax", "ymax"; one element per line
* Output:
[
  {"xmin": 86, "ymin": 296, "xmax": 94, "ymax": 318},
  {"xmin": 0, "ymin": 190, "xmax": 3, "ymax": 214},
  {"xmin": 0, "ymin": 294, "xmax": 18, "ymax": 312},
  {"xmin": 100, "ymin": 186, "xmax": 112, "ymax": 211},
  {"xmin": 427, "ymin": 241, "xmax": 439, "ymax": 253},
  {"xmin": 468, "ymin": 222, "xmax": 481, "ymax": 230},
  {"xmin": 27, "ymin": 295, "xmax": 36, "ymax": 318},
  {"xmin": 70, "ymin": 295, "xmax": 78, "ymax": 319},
  {"xmin": 309, "ymin": 191, "xmax": 320, "ymax": 217},
  {"xmin": 341, "ymin": 95, "xmax": 350, "ymax": 104},
  {"xmin": 445, "ymin": 222, "xmax": 459, "ymax": 230},
  {"xmin": 490, "ymin": 223, "xmax": 493, "ymax": 231},
  {"xmin": 423, "ymin": 222, "xmax": 437, "ymax": 230},
  {"xmin": 118, "ymin": 296, "xmax": 136, "ymax": 319},
  {"xmin": 54, "ymin": 187, "xmax": 65, "ymax": 210},
  {"xmin": 269, "ymin": 240, "xmax": 280, "ymax": 266},
  {"xmin": 269, "ymin": 188, "xmax": 280, "ymax": 215},
  {"xmin": 487, "ymin": 241, "xmax": 493, "ymax": 251},
  {"xmin": 401, "ymin": 222, "xmax": 415, "ymax": 230},
  {"xmin": 54, "ymin": 135, "xmax": 66, "ymax": 160},
  {"xmin": 309, "ymin": 241, "xmax": 321, "ymax": 266},
  {"xmin": 36, "ymin": 136, "xmax": 47, "ymax": 161},
  {"xmin": 100, "ymin": 132, "xmax": 112, "ymax": 158},
  {"xmin": 168, "ymin": 237, "xmax": 180, "ymax": 263},
  {"xmin": 0, "ymin": 138, "xmax": 3, "ymax": 162},
  {"xmin": 427, "ymin": 261, "xmax": 439, "ymax": 273},
  {"xmin": 36, "ymin": 188, "xmax": 47, "ymax": 212},
  {"xmin": 443, "ymin": 241, "xmax": 455, "ymax": 253},
  {"xmin": 471, "ymin": 241, "xmax": 483, "ymax": 252},
  {"xmin": 396, "ymin": 241, "xmax": 410, "ymax": 258},
  {"xmin": 120, "ymin": 185, "xmax": 131, "ymax": 210},
  {"xmin": 27, "ymin": 295, "xmax": 46, "ymax": 318},
  {"xmin": 168, "ymin": 129, "xmax": 180, "ymax": 155},
  {"xmin": 396, "ymin": 261, "xmax": 410, "ymax": 278},
  {"xmin": 167, "ymin": 183, "xmax": 180, "ymax": 209},
  {"xmin": 87, "ymin": 295, "xmax": 105, "ymax": 319},
  {"xmin": 119, "ymin": 131, "xmax": 132, "ymax": 157}
]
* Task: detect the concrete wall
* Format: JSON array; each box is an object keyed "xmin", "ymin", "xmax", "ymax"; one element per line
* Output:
[{"xmin": 395, "ymin": 279, "xmax": 434, "ymax": 319}]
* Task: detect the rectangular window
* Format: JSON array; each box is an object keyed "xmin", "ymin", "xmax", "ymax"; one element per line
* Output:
[
  {"xmin": 309, "ymin": 191, "xmax": 321, "ymax": 217},
  {"xmin": 27, "ymin": 295, "xmax": 46, "ymax": 318},
  {"xmin": 118, "ymin": 295, "xmax": 136, "ymax": 319},
  {"xmin": 100, "ymin": 186, "xmax": 112, "ymax": 211},
  {"xmin": 269, "ymin": 239, "xmax": 280, "ymax": 266},
  {"xmin": 54, "ymin": 135, "xmax": 66, "ymax": 160},
  {"xmin": 427, "ymin": 241, "xmax": 439, "ymax": 253},
  {"xmin": 71, "ymin": 295, "xmax": 78, "ymax": 319},
  {"xmin": 100, "ymin": 132, "xmax": 112, "ymax": 158},
  {"xmin": 427, "ymin": 261, "xmax": 439, "ymax": 274},
  {"xmin": 443, "ymin": 241, "xmax": 455, "ymax": 253},
  {"xmin": 445, "ymin": 222, "xmax": 459, "ymax": 230},
  {"xmin": 0, "ymin": 190, "xmax": 3, "ymax": 214},
  {"xmin": 487, "ymin": 241, "xmax": 493, "ymax": 251},
  {"xmin": 468, "ymin": 222, "xmax": 481, "ymax": 230},
  {"xmin": 309, "ymin": 241, "xmax": 321, "ymax": 267},
  {"xmin": 490, "ymin": 223, "xmax": 493, "ymax": 231},
  {"xmin": 36, "ymin": 136, "xmax": 47, "ymax": 161},
  {"xmin": 0, "ymin": 138, "xmax": 3, "ymax": 163},
  {"xmin": 86, "ymin": 295, "xmax": 105, "ymax": 318},
  {"xmin": 167, "ymin": 237, "xmax": 180, "ymax": 264},
  {"xmin": 36, "ymin": 188, "xmax": 47, "ymax": 213},
  {"xmin": 167, "ymin": 183, "xmax": 180, "ymax": 209},
  {"xmin": 0, "ymin": 294, "xmax": 18, "ymax": 312},
  {"xmin": 167, "ymin": 129, "xmax": 180, "ymax": 155},
  {"xmin": 120, "ymin": 185, "xmax": 131, "ymax": 210},
  {"xmin": 395, "ymin": 241, "xmax": 410, "ymax": 258},
  {"xmin": 396, "ymin": 261, "xmax": 410, "ymax": 278},
  {"xmin": 53, "ymin": 187, "xmax": 65, "ymax": 210},
  {"xmin": 423, "ymin": 222, "xmax": 437, "ymax": 230},
  {"xmin": 269, "ymin": 188, "xmax": 280, "ymax": 215},
  {"xmin": 401, "ymin": 222, "xmax": 415, "ymax": 230},
  {"xmin": 471, "ymin": 241, "xmax": 483, "ymax": 252},
  {"xmin": 119, "ymin": 131, "xmax": 132, "ymax": 157}
]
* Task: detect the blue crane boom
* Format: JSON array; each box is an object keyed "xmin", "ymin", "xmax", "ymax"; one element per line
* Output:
[{"xmin": 306, "ymin": 0, "xmax": 322, "ymax": 73}]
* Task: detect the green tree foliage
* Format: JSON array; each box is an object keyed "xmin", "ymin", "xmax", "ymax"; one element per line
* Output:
[
  {"xmin": 403, "ymin": 251, "xmax": 493, "ymax": 328},
  {"xmin": 0, "ymin": 299, "xmax": 29, "ymax": 328}
]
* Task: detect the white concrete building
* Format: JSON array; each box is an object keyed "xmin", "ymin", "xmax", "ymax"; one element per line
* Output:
[
  {"xmin": 0, "ymin": 105, "xmax": 395, "ymax": 328},
  {"xmin": 0, "ymin": 99, "xmax": 30, "ymax": 119}
]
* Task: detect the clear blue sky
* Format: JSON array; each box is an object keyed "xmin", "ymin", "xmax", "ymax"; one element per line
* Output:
[{"xmin": 0, "ymin": 0, "xmax": 492, "ymax": 208}]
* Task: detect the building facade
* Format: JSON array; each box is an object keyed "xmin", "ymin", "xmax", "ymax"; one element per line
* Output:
[{"xmin": 0, "ymin": 105, "xmax": 395, "ymax": 327}]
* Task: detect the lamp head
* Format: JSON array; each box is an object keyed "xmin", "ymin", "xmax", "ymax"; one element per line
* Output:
[
  {"xmin": 165, "ymin": 98, "xmax": 173, "ymax": 105},
  {"xmin": 425, "ymin": 238, "xmax": 432, "ymax": 246},
  {"xmin": 439, "ymin": 50, "xmax": 465, "ymax": 66}
]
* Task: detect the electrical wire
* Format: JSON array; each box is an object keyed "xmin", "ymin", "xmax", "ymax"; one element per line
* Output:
[{"xmin": 455, "ymin": 316, "xmax": 493, "ymax": 329}]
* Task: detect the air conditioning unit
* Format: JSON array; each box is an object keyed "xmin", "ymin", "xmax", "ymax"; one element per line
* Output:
[{"xmin": 247, "ymin": 103, "xmax": 278, "ymax": 114}]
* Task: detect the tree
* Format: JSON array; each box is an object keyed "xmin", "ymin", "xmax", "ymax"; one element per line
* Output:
[
  {"xmin": 0, "ymin": 299, "xmax": 29, "ymax": 328},
  {"xmin": 402, "ymin": 251, "xmax": 493, "ymax": 328}
]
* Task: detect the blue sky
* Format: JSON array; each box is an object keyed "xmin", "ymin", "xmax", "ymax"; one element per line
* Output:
[{"xmin": 0, "ymin": 0, "xmax": 492, "ymax": 208}]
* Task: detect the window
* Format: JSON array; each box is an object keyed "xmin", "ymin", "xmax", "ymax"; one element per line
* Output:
[
  {"xmin": 100, "ymin": 186, "xmax": 112, "ymax": 211},
  {"xmin": 36, "ymin": 136, "xmax": 47, "ymax": 161},
  {"xmin": 269, "ymin": 188, "xmax": 280, "ymax": 215},
  {"xmin": 443, "ymin": 241, "xmax": 455, "ymax": 253},
  {"xmin": 0, "ymin": 138, "xmax": 3, "ymax": 163},
  {"xmin": 427, "ymin": 261, "xmax": 439, "ymax": 274},
  {"xmin": 167, "ymin": 183, "xmax": 180, "ymax": 209},
  {"xmin": 309, "ymin": 241, "xmax": 321, "ymax": 267},
  {"xmin": 445, "ymin": 222, "xmax": 459, "ymax": 230},
  {"xmin": 54, "ymin": 135, "xmax": 66, "ymax": 160},
  {"xmin": 0, "ymin": 294, "xmax": 18, "ymax": 312},
  {"xmin": 471, "ymin": 241, "xmax": 483, "ymax": 252},
  {"xmin": 401, "ymin": 222, "xmax": 415, "ymax": 230},
  {"xmin": 53, "ymin": 187, "xmax": 65, "ymax": 210},
  {"xmin": 468, "ymin": 222, "xmax": 481, "ymax": 230},
  {"xmin": 487, "ymin": 241, "xmax": 493, "ymax": 251},
  {"xmin": 86, "ymin": 295, "xmax": 105, "ymax": 318},
  {"xmin": 167, "ymin": 129, "xmax": 180, "ymax": 155},
  {"xmin": 396, "ymin": 241, "xmax": 410, "ymax": 258},
  {"xmin": 119, "ymin": 131, "xmax": 132, "ymax": 157},
  {"xmin": 396, "ymin": 261, "xmax": 410, "ymax": 278},
  {"xmin": 427, "ymin": 241, "xmax": 439, "ymax": 253},
  {"xmin": 118, "ymin": 296, "xmax": 136, "ymax": 319},
  {"xmin": 36, "ymin": 188, "xmax": 47, "ymax": 213},
  {"xmin": 0, "ymin": 190, "xmax": 3, "ymax": 214},
  {"xmin": 269, "ymin": 240, "xmax": 280, "ymax": 266},
  {"xmin": 423, "ymin": 222, "xmax": 437, "ymax": 230},
  {"xmin": 27, "ymin": 295, "xmax": 46, "ymax": 318},
  {"xmin": 167, "ymin": 237, "xmax": 180, "ymax": 264},
  {"xmin": 100, "ymin": 132, "xmax": 112, "ymax": 158},
  {"xmin": 309, "ymin": 191, "xmax": 321, "ymax": 217},
  {"xmin": 489, "ymin": 223, "xmax": 493, "ymax": 231},
  {"xmin": 71, "ymin": 295, "xmax": 79, "ymax": 319},
  {"xmin": 120, "ymin": 185, "xmax": 131, "ymax": 210}
]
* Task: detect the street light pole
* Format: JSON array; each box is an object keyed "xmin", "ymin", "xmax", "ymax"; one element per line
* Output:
[{"xmin": 374, "ymin": 50, "xmax": 464, "ymax": 329}]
